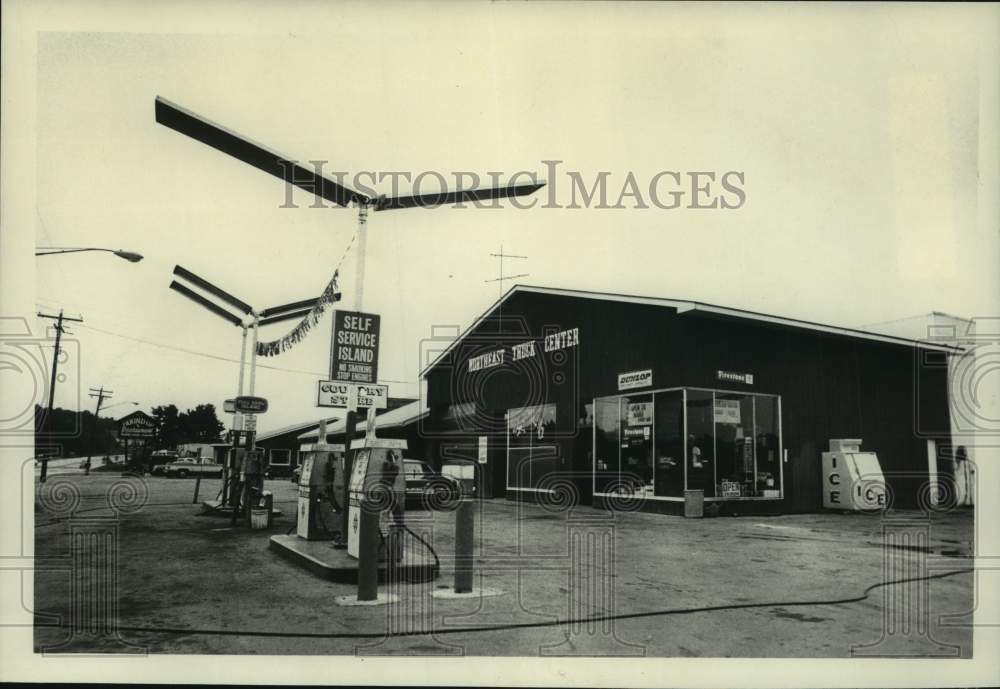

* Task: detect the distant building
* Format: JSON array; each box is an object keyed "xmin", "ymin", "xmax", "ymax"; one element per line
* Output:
[{"xmin": 253, "ymin": 397, "xmax": 416, "ymax": 477}]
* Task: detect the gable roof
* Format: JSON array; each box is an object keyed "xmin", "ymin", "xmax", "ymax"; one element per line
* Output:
[
  {"xmin": 421, "ymin": 284, "xmax": 964, "ymax": 377},
  {"xmin": 255, "ymin": 416, "xmax": 339, "ymax": 442},
  {"xmin": 297, "ymin": 400, "xmax": 427, "ymax": 442}
]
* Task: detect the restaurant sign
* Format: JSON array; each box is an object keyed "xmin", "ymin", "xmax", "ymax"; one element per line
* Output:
[{"xmin": 117, "ymin": 410, "xmax": 157, "ymax": 438}]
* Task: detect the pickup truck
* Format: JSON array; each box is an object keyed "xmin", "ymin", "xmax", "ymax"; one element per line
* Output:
[{"xmin": 163, "ymin": 459, "xmax": 224, "ymax": 478}]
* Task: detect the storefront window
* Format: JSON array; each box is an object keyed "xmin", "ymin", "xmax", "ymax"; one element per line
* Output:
[
  {"xmin": 754, "ymin": 396, "xmax": 782, "ymax": 497},
  {"xmin": 713, "ymin": 393, "xmax": 754, "ymax": 498},
  {"xmin": 507, "ymin": 403, "xmax": 557, "ymax": 490},
  {"xmin": 592, "ymin": 388, "xmax": 782, "ymax": 502},
  {"xmin": 685, "ymin": 390, "xmax": 716, "ymax": 498},
  {"xmin": 653, "ymin": 391, "xmax": 684, "ymax": 497},
  {"xmin": 620, "ymin": 394, "xmax": 654, "ymax": 496}
]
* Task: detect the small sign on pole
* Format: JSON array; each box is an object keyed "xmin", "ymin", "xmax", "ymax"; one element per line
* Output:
[
  {"xmin": 235, "ymin": 396, "xmax": 268, "ymax": 414},
  {"xmin": 117, "ymin": 411, "xmax": 158, "ymax": 438}
]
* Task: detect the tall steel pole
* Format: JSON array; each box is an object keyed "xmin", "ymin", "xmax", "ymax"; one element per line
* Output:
[
  {"xmin": 337, "ymin": 202, "xmax": 369, "ymax": 547},
  {"xmin": 248, "ymin": 317, "xmax": 259, "ymax": 396}
]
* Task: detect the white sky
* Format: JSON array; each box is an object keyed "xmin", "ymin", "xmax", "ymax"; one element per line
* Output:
[{"xmin": 16, "ymin": 2, "xmax": 1000, "ymax": 433}]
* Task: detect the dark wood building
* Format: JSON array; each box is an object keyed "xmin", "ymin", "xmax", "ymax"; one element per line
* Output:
[{"xmin": 421, "ymin": 286, "xmax": 957, "ymax": 514}]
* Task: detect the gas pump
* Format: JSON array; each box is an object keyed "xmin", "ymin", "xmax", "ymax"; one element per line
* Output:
[
  {"xmin": 347, "ymin": 437, "xmax": 407, "ymax": 562},
  {"xmin": 296, "ymin": 442, "xmax": 346, "ymax": 540}
]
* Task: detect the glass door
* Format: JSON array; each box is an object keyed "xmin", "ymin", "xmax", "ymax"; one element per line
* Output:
[{"xmin": 620, "ymin": 394, "xmax": 654, "ymax": 497}]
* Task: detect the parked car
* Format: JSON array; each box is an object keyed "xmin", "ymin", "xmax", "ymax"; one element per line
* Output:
[
  {"xmin": 404, "ymin": 459, "xmax": 460, "ymax": 508},
  {"xmin": 163, "ymin": 458, "xmax": 223, "ymax": 478},
  {"xmin": 150, "ymin": 452, "xmax": 180, "ymax": 476}
]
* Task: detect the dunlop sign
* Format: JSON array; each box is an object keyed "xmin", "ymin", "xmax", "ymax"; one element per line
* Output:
[
  {"xmin": 618, "ymin": 369, "xmax": 653, "ymax": 391},
  {"xmin": 330, "ymin": 310, "xmax": 380, "ymax": 384},
  {"xmin": 317, "ymin": 380, "xmax": 388, "ymax": 409}
]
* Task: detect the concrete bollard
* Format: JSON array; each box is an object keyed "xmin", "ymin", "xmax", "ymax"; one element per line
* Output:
[
  {"xmin": 357, "ymin": 506, "xmax": 380, "ymax": 601},
  {"xmin": 454, "ymin": 499, "xmax": 475, "ymax": 594}
]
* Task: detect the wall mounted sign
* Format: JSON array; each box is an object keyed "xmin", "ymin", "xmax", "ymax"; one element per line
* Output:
[
  {"xmin": 618, "ymin": 369, "xmax": 653, "ymax": 391},
  {"xmin": 330, "ymin": 310, "xmax": 380, "ymax": 383},
  {"xmin": 717, "ymin": 370, "xmax": 754, "ymax": 385},
  {"xmin": 468, "ymin": 348, "xmax": 505, "ymax": 372},
  {"xmin": 467, "ymin": 328, "xmax": 581, "ymax": 372}
]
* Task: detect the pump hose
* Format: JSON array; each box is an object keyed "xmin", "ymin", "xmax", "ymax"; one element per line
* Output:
[{"xmin": 376, "ymin": 518, "xmax": 440, "ymax": 571}]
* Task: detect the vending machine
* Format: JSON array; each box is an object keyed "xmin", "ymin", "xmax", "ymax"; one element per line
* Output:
[
  {"xmin": 346, "ymin": 437, "xmax": 407, "ymax": 561},
  {"xmin": 821, "ymin": 438, "xmax": 887, "ymax": 511},
  {"xmin": 296, "ymin": 443, "xmax": 346, "ymax": 540}
]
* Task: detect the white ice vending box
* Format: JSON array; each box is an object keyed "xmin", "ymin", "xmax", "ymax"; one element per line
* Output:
[{"xmin": 821, "ymin": 438, "xmax": 887, "ymax": 511}]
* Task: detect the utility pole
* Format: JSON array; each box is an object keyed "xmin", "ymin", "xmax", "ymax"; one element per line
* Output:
[
  {"xmin": 85, "ymin": 386, "xmax": 113, "ymax": 476},
  {"xmin": 36, "ymin": 310, "xmax": 83, "ymax": 483}
]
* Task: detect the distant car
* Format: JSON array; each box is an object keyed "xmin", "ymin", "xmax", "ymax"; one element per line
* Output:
[
  {"xmin": 150, "ymin": 452, "xmax": 180, "ymax": 475},
  {"xmin": 403, "ymin": 459, "xmax": 460, "ymax": 508},
  {"xmin": 163, "ymin": 459, "xmax": 223, "ymax": 478}
]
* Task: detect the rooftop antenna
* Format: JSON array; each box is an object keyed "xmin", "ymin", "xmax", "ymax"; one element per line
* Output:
[{"xmin": 485, "ymin": 245, "xmax": 528, "ymax": 337}]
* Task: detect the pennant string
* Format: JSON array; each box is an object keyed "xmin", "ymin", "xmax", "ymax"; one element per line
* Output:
[{"xmin": 255, "ymin": 270, "xmax": 340, "ymax": 357}]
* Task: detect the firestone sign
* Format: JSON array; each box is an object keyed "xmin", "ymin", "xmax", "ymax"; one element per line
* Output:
[
  {"xmin": 330, "ymin": 310, "xmax": 380, "ymax": 384},
  {"xmin": 117, "ymin": 411, "xmax": 157, "ymax": 439}
]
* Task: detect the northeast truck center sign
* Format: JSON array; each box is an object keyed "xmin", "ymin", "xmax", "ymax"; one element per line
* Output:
[
  {"xmin": 330, "ymin": 310, "xmax": 380, "ymax": 384},
  {"xmin": 467, "ymin": 327, "xmax": 580, "ymax": 372}
]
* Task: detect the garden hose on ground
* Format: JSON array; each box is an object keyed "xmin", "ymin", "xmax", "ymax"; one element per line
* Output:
[{"xmin": 32, "ymin": 568, "xmax": 973, "ymax": 641}]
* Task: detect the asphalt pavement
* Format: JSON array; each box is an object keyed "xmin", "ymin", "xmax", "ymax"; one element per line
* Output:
[{"xmin": 32, "ymin": 472, "xmax": 974, "ymax": 657}]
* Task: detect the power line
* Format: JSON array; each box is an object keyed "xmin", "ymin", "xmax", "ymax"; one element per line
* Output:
[{"xmin": 74, "ymin": 322, "xmax": 416, "ymax": 386}]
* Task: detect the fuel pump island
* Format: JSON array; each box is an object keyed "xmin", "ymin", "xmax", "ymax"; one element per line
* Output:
[{"xmin": 269, "ymin": 310, "xmax": 439, "ymax": 586}]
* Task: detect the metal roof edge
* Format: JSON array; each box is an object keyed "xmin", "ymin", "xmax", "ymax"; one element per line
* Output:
[{"xmin": 419, "ymin": 285, "xmax": 964, "ymax": 379}]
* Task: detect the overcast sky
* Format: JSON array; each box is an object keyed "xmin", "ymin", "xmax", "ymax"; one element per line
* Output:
[{"xmin": 18, "ymin": 2, "xmax": 1000, "ymax": 433}]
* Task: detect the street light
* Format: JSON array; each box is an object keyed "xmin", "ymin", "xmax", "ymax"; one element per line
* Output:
[
  {"xmin": 101, "ymin": 401, "xmax": 140, "ymax": 412},
  {"xmin": 36, "ymin": 247, "xmax": 144, "ymax": 262}
]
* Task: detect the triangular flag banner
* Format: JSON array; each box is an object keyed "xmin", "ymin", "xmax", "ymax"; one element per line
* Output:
[{"xmin": 256, "ymin": 270, "xmax": 340, "ymax": 357}]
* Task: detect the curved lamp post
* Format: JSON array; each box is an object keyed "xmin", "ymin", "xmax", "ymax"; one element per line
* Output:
[{"xmin": 36, "ymin": 247, "xmax": 144, "ymax": 262}]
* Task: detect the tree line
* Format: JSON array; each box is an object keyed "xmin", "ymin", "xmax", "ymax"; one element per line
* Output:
[{"xmin": 35, "ymin": 403, "xmax": 224, "ymax": 457}]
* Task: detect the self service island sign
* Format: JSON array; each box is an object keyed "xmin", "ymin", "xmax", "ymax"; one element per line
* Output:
[{"xmin": 330, "ymin": 310, "xmax": 380, "ymax": 384}]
